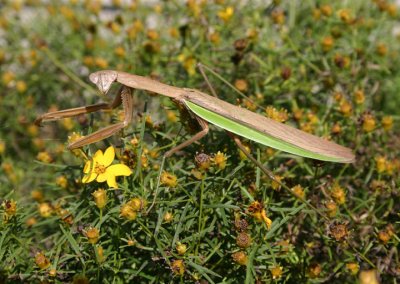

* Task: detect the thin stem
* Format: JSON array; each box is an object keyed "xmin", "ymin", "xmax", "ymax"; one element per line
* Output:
[{"xmin": 146, "ymin": 156, "xmax": 166, "ymax": 214}]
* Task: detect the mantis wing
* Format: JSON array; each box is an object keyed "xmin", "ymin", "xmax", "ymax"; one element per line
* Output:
[{"xmin": 184, "ymin": 95, "xmax": 355, "ymax": 163}]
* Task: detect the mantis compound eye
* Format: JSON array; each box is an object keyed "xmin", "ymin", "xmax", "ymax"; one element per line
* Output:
[{"xmin": 89, "ymin": 70, "xmax": 118, "ymax": 94}]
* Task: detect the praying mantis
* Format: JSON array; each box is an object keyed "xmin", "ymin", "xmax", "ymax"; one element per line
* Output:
[
  {"xmin": 35, "ymin": 69, "xmax": 355, "ymax": 164},
  {"xmin": 35, "ymin": 67, "xmax": 355, "ymax": 217}
]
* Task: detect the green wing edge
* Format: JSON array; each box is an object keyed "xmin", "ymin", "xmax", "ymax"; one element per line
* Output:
[{"xmin": 184, "ymin": 101, "xmax": 345, "ymax": 163}]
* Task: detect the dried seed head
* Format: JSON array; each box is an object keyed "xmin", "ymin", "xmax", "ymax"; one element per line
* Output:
[
  {"xmin": 329, "ymin": 222, "xmax": 348, "ymax": 241},
  {"xmin": 232, "ymin": 251, "xmax": 248, "ymax": 265},
  {"xmin": 171, "ymin": 259, "xmax": 185, "ymax": 276},
  {"xmin": 236, "ymin": 232, "xmax": 252, "ymax": 248},
  {"xmin": 308, "ymin": 263, "xmax": 322, "ymax": 278},
  {"xmin": 280, "ymin": 66, "xmax": 292, "ymax": 80},
  {"xmin": 331, "ymin": 123, "xmax": 342, "ymax": 135},
  {"xmin": 195, "ymin": 153, "xmax": 211, "ymax": 171},
  {"xmin": 35, "ymin": 252, "xmax": 51, "ymax": 270},
  {"xmin": 325, "ymin": 200, "xmax": 337, "ymax": 218},
  {"xmin": 234, "ymin": 217, "xmax": 249, "ymax": 232},
  {"xmin": 234, "ymin": 38, "xmax": 248, "ymax": 52},
  {"xmin": 234, "ymin": 79, "xmax": 248, "ymax": 92}
]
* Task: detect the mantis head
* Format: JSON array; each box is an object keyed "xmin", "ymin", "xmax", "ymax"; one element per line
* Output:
[{"xmin": 89, "ymin": 70, "xmax": 118, "ymax": 94}]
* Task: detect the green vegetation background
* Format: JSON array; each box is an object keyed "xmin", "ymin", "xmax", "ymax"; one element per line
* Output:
[{"xmin": 0, "ymin": 0, "xmax": 399, "ymax": 283}]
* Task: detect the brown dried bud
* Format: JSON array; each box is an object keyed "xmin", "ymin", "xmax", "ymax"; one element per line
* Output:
[
  {"xmin": 236, "ymin": 232, "xmax": 252, "ymax": 248},
  {"xmin": 234, "ymin": 38, "xmax": 248, "ymax": 52},
  {"xmin": 195, "ymin": 153, "xmax": 211, "ymax": 171},
  {"xmin": 329, "ymin": 222, "xmax": 348, "ymax": 241},
  {"xmin": 280, "ymin": 66, "xmax": 292, "ymax": 80}
]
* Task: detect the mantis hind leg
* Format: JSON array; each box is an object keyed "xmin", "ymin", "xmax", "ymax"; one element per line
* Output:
[{"xmin": 67, "ymin": 87, "xmax": 133, "ymax": 149}]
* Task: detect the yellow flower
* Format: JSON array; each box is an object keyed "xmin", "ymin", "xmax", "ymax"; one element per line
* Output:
[
  {"xmin": 381, "ymin": 116, "xmax": 393, "ymax": 131},
  {"xmin": 171, "ymin": 259, "xmax": 185, "ymax": 276},
  {"xmin": 38, "ymin": 202, "xmax": 53, "ymax": 218},
  {"xmin": 331, "ymin": 183, "xmax": 346, "ymax": 205},
  {"xmin": 321, "ymin": 36, "xmax": 334, "ymax": 52},
  {"xmin": 163, "ymin": 212, "xmax": 174, "ymax": 223},
  {"xmin": 56, "ymin": 175, "xmax": 68, "ymax": 189},
  {"xmin": 82, "ymin": 146, "xmax": 132, "ymax": 189},
  {"xmin": 84, "ymin": 227, "xmax": 100, "ymax": 244},
  {"xmin": 176, "ymin": 243, "xmax": 187, "ymax": 255},
  {"xmin": 120, "ymin": 203, "xmax": 137, "ymax": 221},
  {"xmin": 217, "ymin": 6, "xmax": 234, "ymax": 23},
  {"xmin": 375, "ymin": 156, "xmax": 386, "ymax": 174},
  {"xmin": 160, "ymin": 171, "xmax": 178, "ymax": 188},
  {"xmin": 271, "ymin": 175, "xmax": 283, "ymax": 191},
  {"xmin": 265, "ymin": 106, "xmax": 288, "ymax": 123},
  {"xmin": 362, "ymin": 113, "xmax": 376, "ymax": 132},
  {"xmin": 248, "ymin": 201, "xmax": 272, "ymax": 229},
  {"xmin": 291, "ymin": 184, "xmax": 305, "ymax": 199},
  {"xmin": 0, "ymin": 140, "xmax": 5, "ymax": 154},
  {"xmin": 270, "ymin": 266, "xmax": 283, "ymax": 279},
  {"xmin": 212, "ymin": 151, "xmax": 228, "ymax": 170},
  {"xmin": 346, "ymin": 262, "xmax": 359, "ymax": 275},
  {"xmin": 3, "ymin": 200, "xmax": 17, "ymax": 216}
]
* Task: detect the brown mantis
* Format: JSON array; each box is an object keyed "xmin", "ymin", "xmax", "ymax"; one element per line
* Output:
[
  {"xmin": 35, "ymin": 69, "xmax": 355, "ymax": 163},
  {"xmin": 35, "ymin": 68, "xmax": 355, "ymax": 217}
]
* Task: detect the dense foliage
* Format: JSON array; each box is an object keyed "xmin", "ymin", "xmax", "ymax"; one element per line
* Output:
[{"xmin": 0, "ymin": 0, "xmax": 399, "ymax": 283}]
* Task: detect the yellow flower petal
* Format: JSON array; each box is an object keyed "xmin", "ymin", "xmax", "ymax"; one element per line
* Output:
[
  {"xmin": 82, "ymin": 172, "xmax": 97, "ymax": 183},
  {"xmin": 83, "ymin": 160, "xmax": 93, "ymax": 174},
  {"xmin": 101, "ymin": 146, "xmax": 115, "ymax": 167},
  {"xmin": 96, "ymin": 173, "xmax": 108, "ymax": 183},
  {"xmin": 107, "ymin": 175, "xmax": 118, "ymax": 188},
  {"xmin": 107, "ymin": 164, "xmax": 132, "ymax": 177},
  {"xmin": 93, "ymin": 149, "xmax": 104, "ymax": 162}
]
